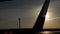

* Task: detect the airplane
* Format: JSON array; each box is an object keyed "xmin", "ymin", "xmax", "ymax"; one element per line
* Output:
[{"xmin": 0, "ymin": 0, "xmax": 50, "ymax": 34}]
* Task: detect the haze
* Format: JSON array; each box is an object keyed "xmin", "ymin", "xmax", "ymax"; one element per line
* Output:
[{"xmin": 0, "ymin": 0, "xmax": 60, "ymax": 29}]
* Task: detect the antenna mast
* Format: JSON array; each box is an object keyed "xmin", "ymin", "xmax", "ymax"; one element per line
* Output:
[{"xmin": 18, "ymin": 18, "xmax": 21, "ymax": 29}]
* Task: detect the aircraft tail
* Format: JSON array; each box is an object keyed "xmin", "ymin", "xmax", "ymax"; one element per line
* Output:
[{"xmin": 32, "ymin": 0, "xmax": 50, "ymax": 32}]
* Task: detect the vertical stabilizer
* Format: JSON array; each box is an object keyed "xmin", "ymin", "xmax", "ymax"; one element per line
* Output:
[{"xmin": 33, "ymin": 0, "xmax": 50, "ymax": 32}]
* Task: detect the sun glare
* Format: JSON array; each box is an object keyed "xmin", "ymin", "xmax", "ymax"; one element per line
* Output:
[
  {"xmin": 45, "ymin": 12, "xmax": 50, "ymax": 20},
  {"xmin": 40, "ymin": 31, "xmax": 52, "ymax": 33}
]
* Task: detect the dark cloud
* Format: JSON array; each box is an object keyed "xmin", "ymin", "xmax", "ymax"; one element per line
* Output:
[
  {"xmin": 0, "ymin": 0, "xmax": 16, "ymax": 9},
  {"xmin": 0, "ymin": 0, "xmax": 44, "ymax": 9}
]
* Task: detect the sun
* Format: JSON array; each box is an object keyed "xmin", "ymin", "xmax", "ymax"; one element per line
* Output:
[
  {"xmin": 45, "ymin": 13, "xmax": 50, "ymax": 20},
  {"xmin": 46, "ymin": 13, "xmax": 49, "ymax": 18}
]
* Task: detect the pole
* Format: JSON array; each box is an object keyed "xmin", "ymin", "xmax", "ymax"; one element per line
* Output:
[{"xmin": 18, "ymin": 18, "xmax": 20, "ymax": 29}]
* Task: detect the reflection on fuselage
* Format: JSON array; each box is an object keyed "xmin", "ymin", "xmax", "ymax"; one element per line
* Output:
[{"xmin": 38, "ymin": 31, "xmax": 60, "ymax": 34}]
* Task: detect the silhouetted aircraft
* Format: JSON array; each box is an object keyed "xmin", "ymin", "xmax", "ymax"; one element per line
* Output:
[{"xmin": 0, "ymin": 0, "xmax": 50, "ymax": 34}]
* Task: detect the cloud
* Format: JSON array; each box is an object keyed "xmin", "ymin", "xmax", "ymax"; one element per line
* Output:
[
  {"xmin": 46, "ymin": 17, "xmax": 60, "ymax": 21},
  {"xmin": 0, "ymin": 0, "xmax": 16, "ymax": 9}
]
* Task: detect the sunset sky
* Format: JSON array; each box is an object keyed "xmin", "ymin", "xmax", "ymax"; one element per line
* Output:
[{"xmin": 0, "ymin": 0, "xmax": 60, "ymax": 29}]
